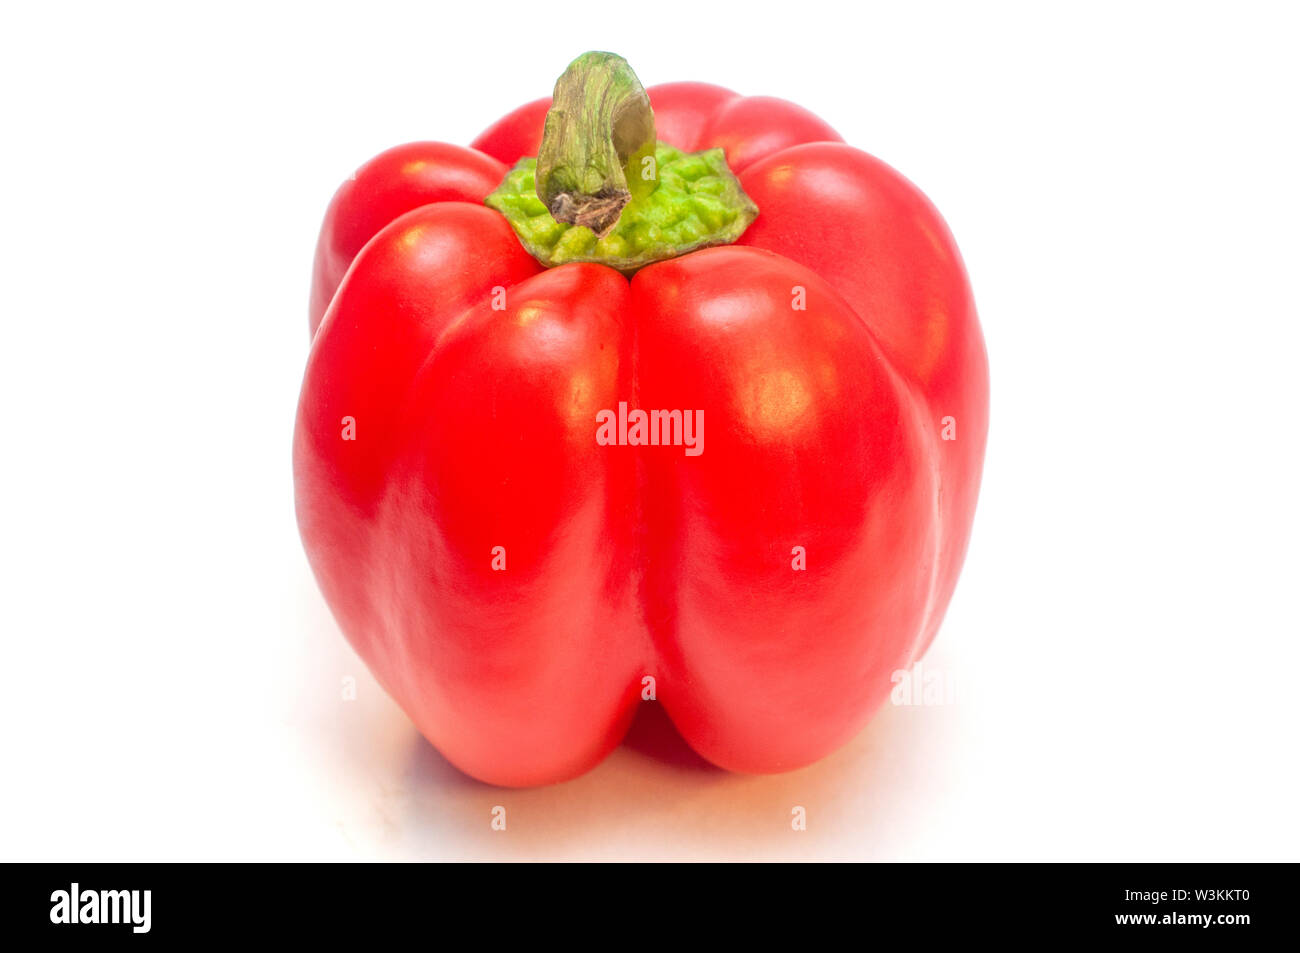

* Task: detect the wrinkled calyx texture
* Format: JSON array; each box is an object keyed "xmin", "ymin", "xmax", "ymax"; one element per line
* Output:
[
  {"xmin": 487, "ymin": 142, "xmax": 758, "ymax": 274},
  {"xmin": 485, "ymin": 51, "xmax": 759, "ymax": 274}
]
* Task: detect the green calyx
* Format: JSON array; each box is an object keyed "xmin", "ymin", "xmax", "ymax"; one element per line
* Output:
[
  {"xmin": 485, "ymin": 52, "xmax": 759, "ymax": 275},
  {"xmin": 487, "ymin": 142, "xmax": 758, "ymax": 273}
]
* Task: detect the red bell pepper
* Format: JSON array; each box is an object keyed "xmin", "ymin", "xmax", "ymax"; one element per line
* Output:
[{"xmin": 296, "ymin": 52, "xmax": 988, "ymax": 786}]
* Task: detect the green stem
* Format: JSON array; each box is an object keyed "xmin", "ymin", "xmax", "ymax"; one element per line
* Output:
[
  {"xmin": 486, "ymin": 52, "xmax": 759, "ymax": 275},
  {"xmin": 535, "ymin": 52, "xmax": 656, "ymax": 237}
]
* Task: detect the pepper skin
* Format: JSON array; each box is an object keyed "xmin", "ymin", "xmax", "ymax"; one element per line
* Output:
[{"xmin": 296, "ymin": 59, "xmax": 988, "ymax": 786}]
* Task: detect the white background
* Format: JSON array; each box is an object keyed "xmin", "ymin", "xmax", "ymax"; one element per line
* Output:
[{"xmin": 1, "ymin": 1, "xmax": 1297, "ymax": 861}]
